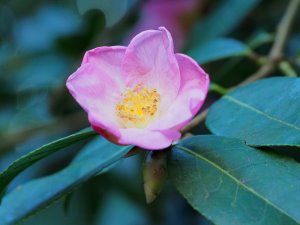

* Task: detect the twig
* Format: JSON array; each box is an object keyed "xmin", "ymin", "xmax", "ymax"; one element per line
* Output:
[
  {"xmin": 279, "ymin": 61, "xmax": 298, "ymax": 77},
  {"xmin": 269, "ymin": 0, "xmax": 300, "ymax": 60},
  {"xmin": 241, "ymin": 0, "xmax": 300, "ymax": 85},
  {"xmin": 181, "ymin": 109, "xmax": 208, "ymax": 134},
  {"xmin": 209, "ymin": 83, "xmax": 229, "ymax": 95},
  {"xmin": 240, "ymin": 63, "xmax": 274, "ymax": 85},
  {"xmin": 182, "ymin": 0, "xmax": 300, "ymax": 134}
]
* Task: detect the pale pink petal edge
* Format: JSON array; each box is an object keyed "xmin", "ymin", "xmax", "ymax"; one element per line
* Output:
[
  {"xmin": 82, "ymin": 46, "xmax": 127, "ymax": 65},
  {"xmin": 149, "ymin": 53, "xmax": 210, "ymax": 131}
]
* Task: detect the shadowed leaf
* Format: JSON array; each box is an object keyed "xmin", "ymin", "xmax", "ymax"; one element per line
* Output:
[{"xmin": 168, "ymin": 135, "xmax": 300, "ymax": 225}]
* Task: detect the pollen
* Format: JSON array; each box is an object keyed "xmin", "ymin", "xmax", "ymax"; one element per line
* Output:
[{"xmin": 116, "ymin": 84, "xmax": 161, "ymax": 128}]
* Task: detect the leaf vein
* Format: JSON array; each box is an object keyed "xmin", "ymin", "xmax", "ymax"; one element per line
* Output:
[
  {"xmin": 176, "ymin": 145, "xmax": 300, "ymax": 223},
  {"xmin": 225, "ymin": 95, "xmax": 300, "ymax": 131}
]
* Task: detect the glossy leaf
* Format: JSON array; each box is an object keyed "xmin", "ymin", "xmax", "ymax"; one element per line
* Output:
[
  {"xmin": 0, "ymin": 137, "xmax": 132, "ymax": 225},
  {"xmin": 0, "ymin": 127, "xmax": 97, "ymax": 195},
  {"xmin": 206, "ymin": 77, "xmax": 300, "ymax": 147},
  {"xmin": 187, "ymin": 0, "xmax": 261, "ymax": 48},
  {"xmin": 187, "ymin": 38, "xmax": 250, "ymax": 64},
  {"xmin": 168, "ymin": 135, "xmax": 300, "ymax": 225}
]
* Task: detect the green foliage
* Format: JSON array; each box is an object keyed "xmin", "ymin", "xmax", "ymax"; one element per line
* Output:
[
  {"xmin": 0, "ymin": 128, "xmax": 97, "ymax": 196},
  {"xmin": 187, "ymin": 0, "xmax": 262, "ymax": 48},
  {"xmin": 168, "ymin": 135, "xmax": 300, "ymax": 225},
  {"xmin": 187, "ymin": 38, "xmax": 250, "ymax": 64},
  {"xmin": 0, "ymin": 137, "xmax": 132, "ymax": 225},
  {"xmin": 1, "ymin": 0, "xmax": 300, "ymax": 224},
  {"xmin": 76, "ymin": 0, "xmax": 137, "ymax": 27},
  {"xmin": 206, "ymin": 77, "xmax": 300, "ymax": 147}
]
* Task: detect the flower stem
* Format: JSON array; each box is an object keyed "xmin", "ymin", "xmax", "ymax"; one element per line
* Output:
[
  {"xmin": 279, "ymin": 61, "xmax": 298, "ymax": 77},
  {"xmin": 241, "ymin": 0, "xmax": 300, "ymax": 85},
  {"xmin": 209, "ymin": 83, "xmax": 229, "ymax": 95}
]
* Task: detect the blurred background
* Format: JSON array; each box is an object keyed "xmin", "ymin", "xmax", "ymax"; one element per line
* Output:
[{"xmin": 0, "ymin": 0, "xmax": 300, "ymax": 224}]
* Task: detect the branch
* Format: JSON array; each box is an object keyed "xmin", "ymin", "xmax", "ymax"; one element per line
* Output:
[
  {"xmin": 181, "ymin": 109, "xmax": 208, "ymax": 134},
  {"xmin": 241, "ymin": 0, "xmax": 300, "ymax": 85},
  {"xmin": 182, "ymin": 0, "xmax": 300, "ymax": 134}
]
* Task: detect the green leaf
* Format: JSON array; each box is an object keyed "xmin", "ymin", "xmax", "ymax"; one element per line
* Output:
[
  {"xmin": 187, "ymin": 38, "xmax": 250, "ymax": 64},
  {"xmin": 0, "ymin": 137, "xmax": 132, "ymax": 225},
  {"xmin": 206, "ymin": 77, "xmax": 300, "ymax": 147},
  {"xmin": 187, "ymin": 0, "xmax": 261, "ymax": 48},
  {"xmin": 76, "ymin": 0, "xmax": 137, "ymax": 27},
  {"xmin": 0, "ymin": 127, "xmax": 97, "ymax": 196},
  {"xmin": 247, "ymin": 30, "xmax": 273, "ymax": 49},
  {"xmin": 168, "ymin": 135, "xmax": 300, "ymax": 225}
]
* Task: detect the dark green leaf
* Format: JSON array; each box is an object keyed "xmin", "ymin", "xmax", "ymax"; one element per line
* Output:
[
  {"xmin": 247, "ymin": 31, "xmax": 273, "ymax": 49},
  {"xmin": 0, "ymin": 127, "xmax": 97, "ymax": 196},
  {"xmin": 187, "ymin": 38, "xmax": 250, "ymax": 64},
  {"xmin": 168, "ymin": 135, "xmax": 300, "ymax": 225},
  {"xmin": 0, "ymin": 137, "xmax": 132, "ymax": 225},
  {"xmin": 189, "ymin": 0, "xmax": 261, "ymax": 46},
  {"xmin": 187, "ymin": 0, "xmax": 261, "ymax": 48},
  {"xmin": 206, "ymin": 77, "xmax": 300, "ymax": 147}
]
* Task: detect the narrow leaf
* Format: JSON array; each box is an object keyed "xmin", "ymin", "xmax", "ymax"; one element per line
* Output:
[
  {"xmin": 187, "ymin": 0, "xmax": 261, "ymax": 48},
  {"xmin": 187, "ymin": 38, "xmax": 250, "ymax": 64},
  {"xmin": 0, "ymin": 127, "xmax": 97, "ymax": 195},
  {"xmin": 168, "ymin": 135, "xmax": 300, "ymax": 225},
  {"xmin": 0, "ymin": 137, "xmax": 132, "ymax": 225}
]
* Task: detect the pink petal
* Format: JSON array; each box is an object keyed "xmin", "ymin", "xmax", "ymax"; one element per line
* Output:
[
  {"xmin": 118, "ymin": 128, "xmax": 181, "ymax": 150},
  {"xmin": 66, "ymin": 47, "xmax": 126, "ymax": 130},
  {"xmin": 122, "ymin": 27, "xmax": 180, "ymax": 109},
  {"xmin": 82, "ymin": 46, "xmax": 127, "ymax": 90},
  {"xmin": 149, "ymin": 53, "xmax": 209, "ymax": 130}
]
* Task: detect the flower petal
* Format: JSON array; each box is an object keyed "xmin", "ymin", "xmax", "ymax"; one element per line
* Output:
[
  {"xmin": 122, "ymin": 27, "xmax": 180, "ymax": 109},
  {"xmin": 66, "ymin": 63, "xmax": 116, "ymax": 127},
  {"xmin": 149, "ymin": 53, "xmax": 210, "ymax": 130},
  {"xmin": 82, "ymin": 46, "xmax": 127, "ymax": 90},
  {"xmin": 66, "ymin": 47, "xmax": 126, "ymax": 130},
  {"xmin": 118, "ymin": 128, "xmax": 181, "ymax": 150}
]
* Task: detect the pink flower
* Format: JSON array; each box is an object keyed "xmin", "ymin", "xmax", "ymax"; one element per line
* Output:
[{"xmin": 66, "ymin": 27, "xmax": 209, "ymax": 150}]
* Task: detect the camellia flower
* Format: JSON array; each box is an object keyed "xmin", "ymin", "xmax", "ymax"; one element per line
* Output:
[{"xmin": 67, "ymin": 27, "xmax": 209, "ymax": 150}]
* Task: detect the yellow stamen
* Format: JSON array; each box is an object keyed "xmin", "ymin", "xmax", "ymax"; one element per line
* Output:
[{"xmin": 116, "ymin": 84, "xmax": 161, "ymax": 128}]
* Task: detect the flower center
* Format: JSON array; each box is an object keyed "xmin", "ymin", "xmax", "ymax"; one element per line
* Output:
[{"xmin": 116, "ymin": 84, "xmax": 161, "ymax": 128}]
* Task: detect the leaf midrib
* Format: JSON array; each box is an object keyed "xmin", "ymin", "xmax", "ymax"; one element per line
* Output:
[
  {"xmin": 176, "ymin": 145, "xmax": 300, "ymax": 223},
  {"xmin": 225, "ymin": 95, "xmax": 300, "ymax": 131},
  {"xmin": 0, "ymin": 145, "xmax": 131, "ymax": 225},
  {"xmin": 0, "ymin": 128, "xmax": 97, "ymax": 194}
]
